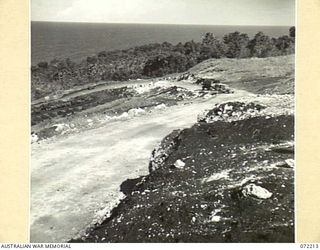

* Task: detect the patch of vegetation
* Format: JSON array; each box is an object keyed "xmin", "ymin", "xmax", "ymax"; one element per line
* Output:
[{"xmin": 31, "ymin": 27, "xmax": 295, "ymax": 100}]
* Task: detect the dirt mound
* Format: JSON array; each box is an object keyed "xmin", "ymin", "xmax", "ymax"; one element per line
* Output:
[
  {"xmin": 31, "ymin": 87, "xmax": 134, "ymax": 126},
  {"xmin": 31, "ymin": 83, "xmax": 198, "ymax": 142},
  {"xmin": 72, "ymin": 115, "xmax": 294, "ymax": 243},
  {"xmin": 198, "ymin": 102, "xmax": 266, "ymax": 123}
]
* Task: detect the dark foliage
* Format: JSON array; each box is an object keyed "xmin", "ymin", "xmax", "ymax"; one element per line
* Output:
[
  {"xmin": 289, "ymin": 26, "xmax": 295, "ymax": 38},
  {"xmin": 31, "ymin": 27, "xmax": 295, "ymax": 100},
  {"xmin": 223, "ymin": 32, "xmax": 250, "ymax": 58}
]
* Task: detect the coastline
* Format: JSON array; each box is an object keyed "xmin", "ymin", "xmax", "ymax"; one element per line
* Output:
[{"xmin": 31, "ymin": 27, "xmax": 295, "ymax": 101}]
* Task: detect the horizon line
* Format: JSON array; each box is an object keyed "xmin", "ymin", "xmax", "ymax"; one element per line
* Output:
[{"xmin": 30, "ymin": 20, "xmax": 294, "ymax": 27}]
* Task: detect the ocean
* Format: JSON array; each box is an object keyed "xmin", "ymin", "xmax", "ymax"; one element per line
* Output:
[{"xmin": 31, "ymin": 21, "xmax": 291, "ymax": 65}]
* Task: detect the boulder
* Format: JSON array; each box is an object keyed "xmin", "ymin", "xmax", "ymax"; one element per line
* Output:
[
  {"xmin": 241, "ymin": 184, "xmax": 273, "ymax": 199},
  {"xmin": 174, "ymin": 159, "xmax": 186, "ymax": 169}
]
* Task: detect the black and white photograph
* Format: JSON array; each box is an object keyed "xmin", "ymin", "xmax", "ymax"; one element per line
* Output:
[{"xmin": 30, "ymin": 0, "xmax": 296, "ymax": 243}]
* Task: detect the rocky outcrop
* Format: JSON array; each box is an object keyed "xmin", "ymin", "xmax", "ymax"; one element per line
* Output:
[{"xmin": 149, "ymin": 129, "xmax": 182, "ymax": 172}]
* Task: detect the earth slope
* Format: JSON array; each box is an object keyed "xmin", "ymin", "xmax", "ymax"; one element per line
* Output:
[
  {"xmin": 74, "ymin": 115, "xmax": 294, "ymax": 243},
  {"xmin": 70, "ymin": 55, "xmax": 295, "ymax": 243}
]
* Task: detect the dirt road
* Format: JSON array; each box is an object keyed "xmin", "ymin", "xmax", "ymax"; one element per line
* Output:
[{"xmin": 31, "ymin": 89, "xmax": 254, "ymax": 242}]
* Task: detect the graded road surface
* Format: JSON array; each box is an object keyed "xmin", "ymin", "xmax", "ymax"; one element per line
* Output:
[{"xmin": 31, "ymin": 88, "xmax": 252, "ymax": 242}]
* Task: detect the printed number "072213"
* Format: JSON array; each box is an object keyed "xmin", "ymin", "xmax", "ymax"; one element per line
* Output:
[{"xmin": 300, "ymin": 244, "xmax": 319, "ymax": 248}]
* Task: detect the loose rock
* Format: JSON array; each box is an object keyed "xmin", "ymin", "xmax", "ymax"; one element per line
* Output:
[
  {"xmin": 242, "ymin": 183, "xmax": 273, "ymax": 199},
  {"xmin": 174, "ymin": 159, "xmax": 186, "ymax": 169}
]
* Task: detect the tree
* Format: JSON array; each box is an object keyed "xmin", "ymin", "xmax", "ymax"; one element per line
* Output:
[
  {"xmin": 248, "ymin": 32, "xmax": 274, "ymax": 57},
  {"xmin": 223, "ymin": 32, "xmax": 250, "ymax": 58},
  {"xmin": 199, "ymin": 33, "xmax": 226, "ymax": 60},
  {"xmin": 142, "ymin": 52, "xmax": 189, "ymax": 77},
  {"xmin": 289, "ymin": 26, "xmax": 296, "ymax": 38},
  {"xmin": 276, "ymin": 35, "xmax": 291, "ymax": 50},
  {"xmin": 276, "ymin": 35, "xmax": 295, "ymax": 55},
  {"xmin": 184, "ymin": 40, "xmax": 199, "ymax": 55},
  {"xmin": 173, "ymin": 42, "xmax": 186, "ymax": 54},
  {"xmin": 162, "ymin": 41, "xmax": 173, "ymax": 48},
  {"xmin": 202, "ymin": 33, "xmax": 217, "ymax": 46}
]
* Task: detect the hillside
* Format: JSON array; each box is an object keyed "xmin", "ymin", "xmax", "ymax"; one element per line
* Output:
[
  {"xmin": 73, "ymin": 115, "xmax": 294, "ymax": 243},
  {"xmin": 31, "ymin": 55, "xmax": 295, "ymax": 242}
]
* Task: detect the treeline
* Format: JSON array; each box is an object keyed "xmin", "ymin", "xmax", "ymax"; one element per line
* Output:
[{"xmin": 31, "ymin": 27, "xmax": 295, "ymax": 99}]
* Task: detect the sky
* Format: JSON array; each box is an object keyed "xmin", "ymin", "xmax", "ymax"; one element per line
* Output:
[{"xmin": 31, "ymin": 0, "xmax": 295, "ymax": 26}]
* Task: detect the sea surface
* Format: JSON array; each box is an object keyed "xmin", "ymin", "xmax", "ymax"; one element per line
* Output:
[{"xmin": 31, "ymin": 22, "xmax": 290, "ymax": 65}]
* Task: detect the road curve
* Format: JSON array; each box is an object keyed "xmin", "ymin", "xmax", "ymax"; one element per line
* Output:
[{"xmin": 31, "ymin": 89, "xmax": 250, "ymax": 242}]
